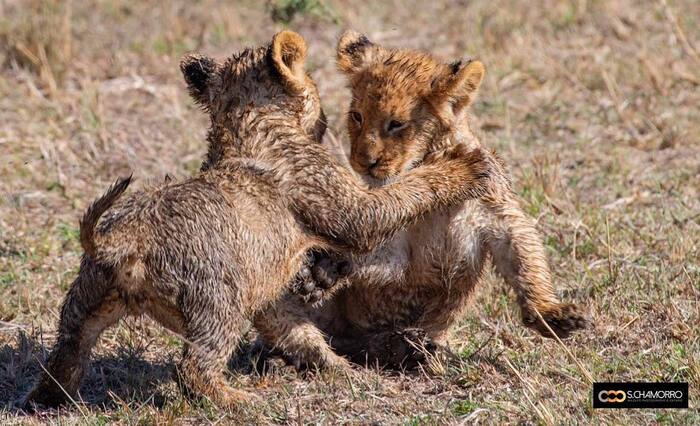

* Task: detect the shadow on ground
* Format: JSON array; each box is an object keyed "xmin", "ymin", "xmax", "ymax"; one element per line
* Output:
[
  {"xmin": 0, "ymin": 331, "xmax": 176, "ymax": 413},
  {"xmin": 0, "ymin": 329, "xmax": 298, "ymax": 416}
]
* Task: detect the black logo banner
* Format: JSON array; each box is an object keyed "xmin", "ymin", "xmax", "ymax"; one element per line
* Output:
[{"xmin": 593, "ymin": 382, "xmax": 688, "ymax": 409}]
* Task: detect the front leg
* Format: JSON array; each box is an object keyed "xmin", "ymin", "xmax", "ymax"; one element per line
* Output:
[
  {"xmin": 481, "ymin": 153, "xmax": 588, "ymax": 338},
  {"xmin": 488, "ymin": 223, "xmax": 589, "ymax": 338},
  {"xmin": 286, "ymin": 143, "xmax": 493, "ymax": 253}
]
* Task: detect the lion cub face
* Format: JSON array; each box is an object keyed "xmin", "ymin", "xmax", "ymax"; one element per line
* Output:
[{"xmin": 336, "ymin": 31, "xmax": 485, "ymax": 182}]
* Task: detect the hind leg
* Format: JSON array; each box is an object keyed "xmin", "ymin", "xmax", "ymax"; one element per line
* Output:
[
  {"xmin": 290, "ymin": 250, "xmax": 352, "ymax": 305},
  {"xmin": 25, "ymin": 258, "xmax": 125, "ymax": 407},
  {"xmin": 176, "ymin": 285, "xmax": 253, "ymax": 408},
  {"xmin": 254, "ymin": 295, "xmax": 350, "ymax": 371},
  {"xmin": 178, "ymin": 341, "xmax": 253, "ymax": 408}
]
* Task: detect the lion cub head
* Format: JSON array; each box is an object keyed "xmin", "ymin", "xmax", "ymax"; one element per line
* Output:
[
  {"xmin": 181, "ymin": 31, "xmax": 327, "ymax": 167},
  {"xmin": 336, "ymin": 30, "xmax": 484, "ymax": 182}
]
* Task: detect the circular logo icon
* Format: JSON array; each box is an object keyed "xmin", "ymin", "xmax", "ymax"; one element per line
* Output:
[{"xmin": 598, "ymin": 390, "xmax": 626, "ymax": 403}]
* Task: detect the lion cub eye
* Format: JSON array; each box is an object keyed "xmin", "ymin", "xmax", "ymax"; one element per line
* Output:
[
  {"xmin": 349, "ymin": 111, "xmax": 363, "ymax": 125},
  {"xmin": 386, "ymin": 119, "xmax": 407, "ymax": 133}
]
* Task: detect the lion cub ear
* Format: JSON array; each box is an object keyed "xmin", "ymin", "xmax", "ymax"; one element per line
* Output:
[
  {"xmin": 337, "ymin": 30, "xmax": 375, "ymax": 74},
  {"xmin": 270, "ymin": 30, "xmax": 309, "ymax": 94},
  {"xmin": 430, "ymin": 59, "xmax": 485, "ymax": 120},
  {"xmin": 180, "ymin": 54, "xmax": 222, "ymax": 111}
]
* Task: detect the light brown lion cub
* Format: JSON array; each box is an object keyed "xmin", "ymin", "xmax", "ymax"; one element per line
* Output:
[
  {"xmin": 256, "ymin": 31, "xmax": 588, "ymax": 369},
  {"xmin": 24, "ymin": 31, "xmax": 494, "ymax": 409}
]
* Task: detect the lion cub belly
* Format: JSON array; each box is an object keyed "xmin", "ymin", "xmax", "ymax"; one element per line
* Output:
[
  {"xmin": 351, "ymin": 229, "xmax": 412, "ymax": 286},
  {"xmin": 342, "ymin": 201, "xmax": 488, "ymax": 331}
]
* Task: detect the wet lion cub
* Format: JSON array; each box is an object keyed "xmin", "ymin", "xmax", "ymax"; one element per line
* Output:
[
  {"xmin": 25, "ymin": 31, "xmax": 494, "ymax": 408},
  {"xmin": 256, "ymin": 31, "xmax": 588, "ymax": 369}
]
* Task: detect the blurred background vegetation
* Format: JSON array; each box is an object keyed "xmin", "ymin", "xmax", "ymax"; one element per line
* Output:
[{"xmin": 0, "ymin": 0, "xmax": 698, "ymax": 423}]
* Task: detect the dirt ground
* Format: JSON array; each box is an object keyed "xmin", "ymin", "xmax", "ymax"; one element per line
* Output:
[{"xmin": 0, "ymin": 0, "xmax": 698, "ymax": 424}]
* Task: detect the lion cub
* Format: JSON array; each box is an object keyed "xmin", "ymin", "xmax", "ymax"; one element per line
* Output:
[
  {"xmin": 25, "ymin": 31, "xmax": 494, "ymax": 408},
  {"xmin": 256, "ymin": 31, "xmax": 588, "ymax": 369}
]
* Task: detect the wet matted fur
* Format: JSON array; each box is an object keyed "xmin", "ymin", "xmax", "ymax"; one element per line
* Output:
[
  {"xmin": 24, "ymin": 31, "xmax": 495, "ymax": 409},
  {"xmin": 257, "ymin": 31, "xmax": 588, "ymax": 370}
]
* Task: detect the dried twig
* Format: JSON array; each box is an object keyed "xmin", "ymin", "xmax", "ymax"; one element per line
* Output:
[
  {"xmin": 32, "ymin": 357, "xmax": 90, "ymax": 419},
  {"xmin": 504, "ymin": 358, "xmax": 555, "ymax": 426},
  {"xmin": 606, "ymin": 215, "xmax": 616, "ymax": 283},
  {"xmin": 659, "ymin": 0, "xmax": 700, "ymax": 66},
  {"xmin": 533, "ymin": 308, "xmax": 594, "ymax": 385}
]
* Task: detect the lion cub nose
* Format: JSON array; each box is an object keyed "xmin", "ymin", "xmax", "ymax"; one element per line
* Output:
[{"xmin": 351, "ymin": 152, "xmax": 381, "ymax": 173}]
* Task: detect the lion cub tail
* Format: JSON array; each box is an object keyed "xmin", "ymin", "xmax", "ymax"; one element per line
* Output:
[{"xmin": 80, "ymin": 175, "xmax": 132, "ymax": 259}]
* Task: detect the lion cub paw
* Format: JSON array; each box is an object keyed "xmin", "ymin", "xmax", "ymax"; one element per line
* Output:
[
  {"xmin": 424, "ymin": 144, "xmax": 484, "ymax": 165},
  {"xmin": 424, "ymin": 145, "xmax": 497, "ymax": 197},
  {"xmin": 523, "ymin": 303, "xmax": 590, "ymax": 339},
  {"xmin": 293, "ymin": 250, "xmax": 352, "ymax": 305}
]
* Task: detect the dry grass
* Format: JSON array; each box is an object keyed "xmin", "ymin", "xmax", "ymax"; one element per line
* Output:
[{"xmin": 1, "ymin": 0, "xmax": 698, "ymax": 424}]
